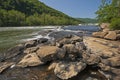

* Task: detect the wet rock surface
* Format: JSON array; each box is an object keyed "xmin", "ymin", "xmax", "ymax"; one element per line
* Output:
[{"xmin": 0, "ymin": 27, "xmax": 119, "ymax": 80}]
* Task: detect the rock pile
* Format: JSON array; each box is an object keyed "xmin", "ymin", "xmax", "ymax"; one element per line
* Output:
[
  {"xmin": 92, "ymin": 23, "xmax": 120, "ymax": 40},
  {"xmin": 0, "ymin": 30, "xmax": 120, "ymax": 80}
]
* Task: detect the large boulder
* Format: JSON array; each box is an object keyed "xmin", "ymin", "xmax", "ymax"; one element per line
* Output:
[
  {"xmin": 92, "ymin": 32, "xmax": 108, "ymax": 38},
  {"xmin": 17, "ymin": 53, "xmax": 43, "ymax": 67},
  {"xmin": 104, "ymin": 31, "xmax": 117, "ymax": 40},
  {"xmin": 54, "ymin": 61, "xmax": 86, "ymax": 79},
  {"xmin": 36, "ymin": 46, "xmax": 65, "ymax": 62},
  {"xmin": 0, "ymin": 62, "xmax": 14, "ymax": 73}
]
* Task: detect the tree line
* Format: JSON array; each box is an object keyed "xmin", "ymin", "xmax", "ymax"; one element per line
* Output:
[
  {"xmin": 96, "ymin": 0, "xmax": 120, "ymax": 30},
  {"xmin": 0, "ymin": 0, "xmax": 81, "ymax": 27}
]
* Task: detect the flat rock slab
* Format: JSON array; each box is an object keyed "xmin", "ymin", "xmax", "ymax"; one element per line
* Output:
[{"xmin": 83, "ymin": 37, "xmax": 120, "ymax": 58}]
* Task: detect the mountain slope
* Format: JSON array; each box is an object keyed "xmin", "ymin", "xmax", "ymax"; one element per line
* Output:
[
  {"xmin": 0, "ymin": 0, "xmax": 82, "ymax": 26},
  {"xmin": 77, "ymin": 18, "xmax": 98, "ymax": 23}
]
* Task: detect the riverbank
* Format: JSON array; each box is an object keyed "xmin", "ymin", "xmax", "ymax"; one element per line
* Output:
[{"xmin": 0, "ymin": 25, "xmax": 119, "ymax": 80}]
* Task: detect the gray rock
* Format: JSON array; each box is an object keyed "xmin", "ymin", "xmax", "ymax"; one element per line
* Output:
[
  {"xmin": 24, "ymin": 40, "xmax": 37, "ymax": 48},
  {"xmin": 54, "ymin": 61, "xmax": 86, "ymax": 79},
  {"xmin": 37, "ymin": 38, "xmax": 48, "ymax": 44}
]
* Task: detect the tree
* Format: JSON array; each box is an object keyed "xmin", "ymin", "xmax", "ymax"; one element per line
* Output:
[{"xmin": 96, "ymin": 0, "xmax": 120, "ymax": 29}]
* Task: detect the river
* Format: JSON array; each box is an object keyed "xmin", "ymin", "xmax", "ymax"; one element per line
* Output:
[{"xmin": 0, "ymin": 26, "xmax": 99, "ymax": 53}]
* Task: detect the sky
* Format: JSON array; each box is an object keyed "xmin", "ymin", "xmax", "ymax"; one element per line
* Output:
[{"xmin": 40, "ymin": 0, "xmax": 101, "ymax": 18}]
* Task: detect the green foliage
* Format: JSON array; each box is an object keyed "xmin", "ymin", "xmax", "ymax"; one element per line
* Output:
[
  {"xmin": 96, "ymin": 0, "xmax": 120, "ymax": 30},
  {"xmin": 110, "ymin": 18, "xmax": 120, "ymax": 30},
  {"xmin": 0, "ymin": 0, "xmax": 82, "ymax": 26}
]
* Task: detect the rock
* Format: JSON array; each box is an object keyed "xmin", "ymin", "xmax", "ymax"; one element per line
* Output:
[
  {"xmin": 17, "ymin": 53, "xmax": 43, "ymax": 67},
  {"xmin": 70, "ymin": 36, "xmax": 83, "ymax": 42},
  {"xmin": 116, "ymin": 34, "xmax": 120, "ymax": 40},
  {"xmin": 57, "ymin": 36, "xmax": 82, "ymax": 45},
  {"xmin": 4, "ymin": 44, "xmax": 24, "ymax": 60},
  {"xmin": 36, "ymin": 46, "xmax": 65, "ymax": 62},
  {"xmin": 54, "ymin": 61, "xmax": 86, "ymax": 79},
  {"xmin": 0, "ymin": 62, "xmax": 14, "ymax": 73},
  {"xmin": 24, "ymin": 40, "xmax": 37, "ymax": 48},
  {"xmin": 37, "ymin": 38, "xmax": 48, "ymax": 44},
  {"xmin": 24, "ymin": 47, "xmax": 39, "ymax": 54},
  {"xmin": 115, "ymin": 30, "xmax": 120, "ymax": 34},
  {"xmin": 92, "ymin": 32, "xmax": 108, "ymax": 38},
  {"xmin": 58, "ymin": 38, "xmax": 71, "ymax": 44},
  {"xmin": 75, "ymin": 42, "xmax": 85, "ymax": 52},
  {"xmin": 103, "ymin": 28, "xmax": 110, "ymax": 32},
  {"xmin": 100, "ymin": 23, "xmax": 110, "ymax": 29},
  {"xmin": 104, "ymin": 31, "xmax": 117, "ymax": 40},
  {"xmin": 63, "ymin": 44, "xmax": 78, "ymax": 54},
  {"xmin": 48, "ymin": 62, "xmax": 57, "ymax": 70},
  {"xmin": 83, "ymin": 53, "xmax": 100, "ymax": 65},
  {"xmin": 98, "ymin": 63, "xmax": 111, "ymax": 71},
  {"xmin": 83, "ymin": 37, "xmax": 119, "ymax": 58},
  {"xmin": 63, "ymin": 43, "xmax": 83, "ymax": 61},
  {"xmin": 101, "ymin": 56, "xmax": 120, "ymax": 67}
]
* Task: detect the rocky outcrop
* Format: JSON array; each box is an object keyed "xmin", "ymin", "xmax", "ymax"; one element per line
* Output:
[
  {"xmin": 83, "ymin": 37, "xmax": 120, "ymax": 80},
  {"xmin": 17, "ymin": 53, "xmax": 43, "ymax": 67},
  {"xmin": 54, "ymin": 61, "xmax": 86, "ymax": 80}
]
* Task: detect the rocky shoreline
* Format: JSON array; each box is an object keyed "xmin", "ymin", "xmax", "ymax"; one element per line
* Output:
[{"xmin": 0, "ymin": 26, "xmax": 120, "ymax": 80}]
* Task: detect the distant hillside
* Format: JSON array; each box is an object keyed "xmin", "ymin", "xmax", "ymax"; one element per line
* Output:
[
  {"xmin": 0, "ymin": 0, "xmax": 82, "ymax": 26},
  {"xmin": 77, "ymin": 18, "xmax": 98, "ymax": 23}
]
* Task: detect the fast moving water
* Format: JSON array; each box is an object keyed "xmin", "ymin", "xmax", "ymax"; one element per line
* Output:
[{"xmin": 0, "ymin": 26, "xmax": 100, "ymax": 53}]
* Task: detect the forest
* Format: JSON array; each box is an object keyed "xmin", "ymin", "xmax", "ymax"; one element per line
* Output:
[{"xmin": 0, "ymin": 0, "xmax": 82, "ymax": 27}]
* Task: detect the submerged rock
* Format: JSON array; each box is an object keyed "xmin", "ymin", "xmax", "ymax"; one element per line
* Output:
[
  {"xmin": 54, "ymin": 61, "xmax": 86, "ymax": 79},
  {"xmin": 17, "ymin": 53, "xmax": 43, "ymax": 67}
]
